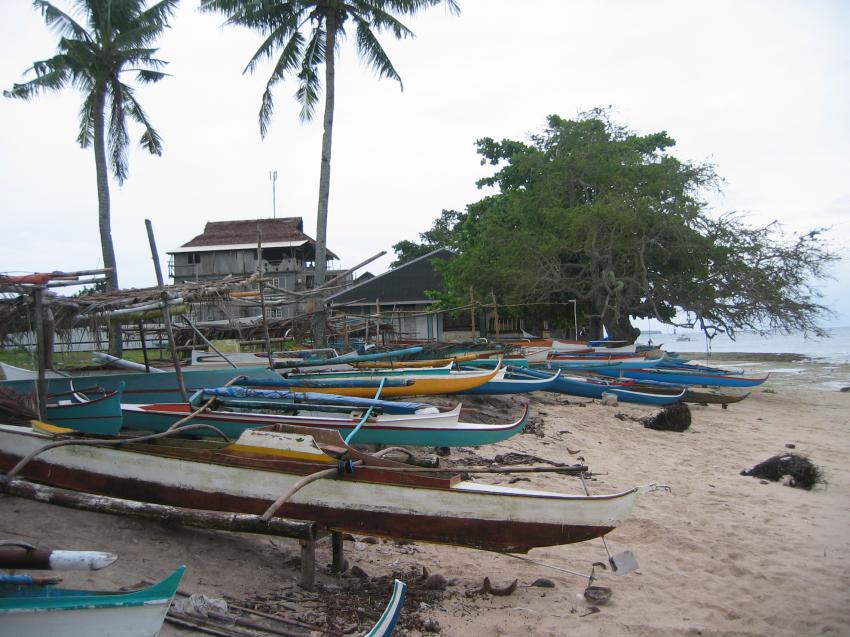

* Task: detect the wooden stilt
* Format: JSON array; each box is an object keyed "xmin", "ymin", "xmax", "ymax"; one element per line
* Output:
[
  {"xmin": 299, "ymin": 540, "xmax": 316, "ymax": 590},
  {"xmin": 331, "ymin": 531, "xmax": 345, "ymax": 573}
]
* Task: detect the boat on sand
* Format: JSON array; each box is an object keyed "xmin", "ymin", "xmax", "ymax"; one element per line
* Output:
[{"xmin": 0, "ymin": 421, "xmax": 663, "ymax": 553}]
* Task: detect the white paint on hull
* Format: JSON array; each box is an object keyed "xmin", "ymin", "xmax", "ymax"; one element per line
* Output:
[
  {"xmin": 0, "ymin": 601, "xmax": 171, "ymax": 637},
  {"xmin": 0, "ymin": 425, "xmax": 655, "ymax": 532}
]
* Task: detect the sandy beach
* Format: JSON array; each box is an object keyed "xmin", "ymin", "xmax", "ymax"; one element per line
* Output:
[{"xmin": 2, "ymin": 363, "xmax": 850, "ymax": 636}]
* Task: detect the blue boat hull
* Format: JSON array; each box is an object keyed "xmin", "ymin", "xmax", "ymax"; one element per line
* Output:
[{"xmin": 596, "ymin": 368, "xmax": 768, "ymax": 388}]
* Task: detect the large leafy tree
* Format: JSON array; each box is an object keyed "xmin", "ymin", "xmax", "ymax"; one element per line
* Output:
[
  {"xmin": 396, "ymin": 111, "xmax": 836, "ymax": 341},
  {"xmin": 5, "ymin": 0, "xmax": 177, "ymax": 355},
  {"xmin": 200, "ymin": 0, "xmax": 459, "ymax": 342}
]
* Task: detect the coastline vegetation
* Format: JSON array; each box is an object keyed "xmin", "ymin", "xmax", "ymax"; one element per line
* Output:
[{"xmin": 393, "ymin": 111, "xmax": 837, "ymax": 341}]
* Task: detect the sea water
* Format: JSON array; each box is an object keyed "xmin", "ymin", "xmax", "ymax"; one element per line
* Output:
[{"xmin": 635, "ymin": 326, "xmax": 850, "ymax": 391}]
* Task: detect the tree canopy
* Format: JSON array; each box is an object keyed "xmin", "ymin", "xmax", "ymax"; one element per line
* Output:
[
  {"xmin": 5, "ymin": 0, "xmax": 177, "ymax": 355},
  {"xmin": 393, "ymin": 111, "xmax": 836, "ymax": 340}
]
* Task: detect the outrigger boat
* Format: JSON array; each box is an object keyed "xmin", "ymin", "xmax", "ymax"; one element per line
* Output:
[
  {"xmin": 121, "ymin": 396, "xmax": 531, "ymax": 447},
  {"xmin": 597, "ymin": 366, "xmax": 769, "ymax": 388},
  {"xmin": 0, "ymin": 421, "xmax": 663, "ymax": 553},
  {"xmin": 514, "ymin": 368, "xmax": 685, "ymax": 405},
  {"xmin": 242, "ymin": 366, "xmax": 504, "ymax": 398}
]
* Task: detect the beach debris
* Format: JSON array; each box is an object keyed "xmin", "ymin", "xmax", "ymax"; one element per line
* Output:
[
  {"xmin": 521, "ymin": 414, "xmax": 546, "ymax": 437},
  {"xmin": 350, "ymin": 565, "xmax": 369, "ymax": 579},
  {"xmin": 531, "ymin": 578, "xmax": 556, "ymax": 588},
  {"xmin": 171, "ymin": 594, "xmax": 229, "ymax": 618},
  {"xmin": 421, "ymin": 618, "xmax": 442, "ymax": 632},
  {"xmin": 423, "ymin": 573, "xmax": 448, "ymax": 590},
  {"xmin": 600, "ymin": 392, "xmax": 619, "ymax": 406},
  {"xmin": 641, "ymin": 403, "xmax": 692, "ymax": 432},
  {"xmin": 840, "ymin": 387, "xmax": 850, "ymax": 393},
  {"xmin": 785, "ymin": 443, "xmax": 796, "ymax": 449},
  {"xmin": 583, "ymin": 585, "xmax": 612, "ymax": 605},
  {"xmin": 740, "ymin": 453, "xmax": 824, "ymax": 490},
  {"xmin": 579, "ymin": 606, "xmax": 601, "ymax": 617},
  {"xmin": 477, "ymin": 577, "xmax": 518, "ymax": 596}
]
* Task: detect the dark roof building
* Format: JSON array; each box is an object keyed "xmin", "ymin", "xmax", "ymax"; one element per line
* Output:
[
  {"xmin": 325, "ymin": 248, "xmax": 451, "ymax": 308},
  {"xmin": 326, "ymin": 248, "xmax": 452, "ymax": 341}
]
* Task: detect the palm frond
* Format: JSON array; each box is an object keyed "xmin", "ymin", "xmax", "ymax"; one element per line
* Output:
[
  {"xmin": 135, "ymin": 69, "xmax": 169, "ymax": 84},
  {"xmin": 124, "ymin": 90, "xmax": 163, "ymax": 155},
  {"xmin": 76, "ymin": 90, "xmax": 95, "ymax": 147},
  {"xmin": 353, "ymin": 17, "xmax": 402, "ymax": 86},
  {"xmin": 4, "ymin": 56, "xmax": 72, "ymax": 100},
  {"xmin": 295, "ymin": 24, "xmax": 325, "ymax": 123},
  {"xmin": 34, "ymin": 0, "xmax": 91, "ymax": 42},
  {"xmin": 115, "ymin": 0, "xmax": 178, "ymax": 49},
  {"xmin": 350, "ymin": 2, "xmax": 414, "ymax": 39},
  {"xmin": 106, "ymin": 81, "xmax": 131, "ymax": 183},
  {"xmin": 244, "ymin": 25, "xmax": 304, "ymax": 76}
]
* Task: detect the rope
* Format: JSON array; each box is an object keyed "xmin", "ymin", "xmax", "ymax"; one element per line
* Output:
[{"xmin": 0, "ymin": 422, "xmax": 232, "ymax": 486}]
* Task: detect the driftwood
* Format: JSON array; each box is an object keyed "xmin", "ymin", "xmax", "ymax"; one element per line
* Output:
[{"xmin": 2, "ymin": 479, "xmax": 322, "ymax": 541}]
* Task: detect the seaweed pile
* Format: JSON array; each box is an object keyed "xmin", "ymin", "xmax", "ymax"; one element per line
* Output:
[
  {"xmin": 741, "ymin": 453, "xmax": 824, "ymax": 489},
  {"xmin": 641, "ymin": 403, "xmax": 692, "ymax": 432}
]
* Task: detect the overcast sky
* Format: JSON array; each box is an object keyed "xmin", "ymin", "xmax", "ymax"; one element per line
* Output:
[{"xmin": 1, "ymin": 0, "xmax": 848, "ymax": 327}]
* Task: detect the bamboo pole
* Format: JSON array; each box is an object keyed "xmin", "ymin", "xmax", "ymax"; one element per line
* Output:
[
  {"xmin": 137, "ymin": 320, "xmax": 150, "ymax": 372},
  {"xmin": 2, "ymin": 479, "xmax": 320, "ymax": 541},
  {"xmin": 32, "ymin": 287, "xmax": 46, "ymax": 421},
  {"xmin": 145, "ymin": 219, "xmax": 188, "ymax": 402},
  {"xmin": 492, "ymin": 290, "xmax": 500, "ymax": 339},
  {"xmin": 256, "ymin": 228, "xmax": 275, "ymax": 370},
  {"xmin": 178, "ymin": 315, "xmax": 237, "ymax": 369},
  {"xmin": 469, "ymin": 287, "xmax": 476, "ymax": 340}
]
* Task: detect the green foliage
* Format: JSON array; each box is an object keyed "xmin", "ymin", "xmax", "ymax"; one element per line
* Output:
[
  {"xmin": 397, "ymin": 110, "xmax": 836, "ymax": 339},
  {"xmin": 200, "ymin": 0, "xmax": 460, "ymax": 136},
  {"xmin": 5, "ymin": 0, "xmax": 177, "ymax": 184}
]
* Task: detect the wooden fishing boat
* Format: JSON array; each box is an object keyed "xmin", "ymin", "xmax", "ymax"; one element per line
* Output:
[
  {"xmin": 0, "ymin": 565, "xmax": 184, "ymax": 637},
  {"xmin": 0, "ymin": 422, "xmax": 662, "ymax": 553},
  {"xmin": 459, "ymin": 369, "xmax": 561, "ymax": 395},
  {"xmin": 286, "ymin": 363, "xmax": 455, "ymax": 379},
  {"xmin": 121, "ymin": 400, "xmax": 531, "ymax": 447},
  {"xmin": 0, "ymin": 363, "xmax": 65, "ymax": 381},
  {"xmin": 515, "ymin": 368, "xmax": 685, "ymax": 405},
  {"xmin": 546, "ymin": 355, "xmax": 662, "ymax": 371},
  {"xmin": 243, "ymin": 366, "xmax": 504, "ymax": 398},
  {"xmin": 44, "ymin": 384, "xmax": 124, "ymax": 435},
  {"xmin": 596, "ymin": 367, "xmax": 769, "ymax": 388},
  {"xmin": 0, "ymin": 367, "xmax": 283, "ymax": 404},
  {"xmin": 350, "ymin": 354, "xmax": 479, "ymax": 369}
]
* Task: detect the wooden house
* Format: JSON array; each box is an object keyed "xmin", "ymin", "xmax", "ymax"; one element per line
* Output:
[{"xmin": 168, "ymin": 218, "xmax": 347, "ymax": 322}]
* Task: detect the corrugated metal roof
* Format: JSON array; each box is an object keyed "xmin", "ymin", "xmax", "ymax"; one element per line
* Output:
[
  {"xmin": 326, "ymin": 248, "xmax": 452, "ymax": 306},
  {"xmin": 168, "ymin": 218, "xmax": 338, "ymax": 259}
]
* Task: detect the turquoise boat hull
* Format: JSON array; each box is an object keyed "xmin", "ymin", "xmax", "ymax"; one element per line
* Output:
[
  {"xmin": 122, "ymin": 401, "xmax": 531, "ymax": 447},
  {"xmin": 0, "ymin": 566, "xmax": 184, "ymax": 637},
  {"xmin": 0, "ymin": 367, "xmax": 282, "ymax": 404},
  {"xmin": 45, "ymin": 383, "xmax": 124, "ymax": 435}
]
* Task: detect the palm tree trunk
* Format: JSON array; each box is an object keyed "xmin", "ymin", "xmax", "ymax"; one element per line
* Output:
[
  {"xmin": 93, "ymin": 85, "xmax": 122, "ymax": 357},
  {"xmin": 312, "ymin": 13, "xmax": 338, "ymax": 347}
]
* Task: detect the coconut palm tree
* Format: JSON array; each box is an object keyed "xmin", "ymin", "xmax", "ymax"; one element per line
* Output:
[
  {"xmin": 200, "ymin": 0, "xmax": 459, "ymax": 343},
  {"xmin": 5, "ymin": 0, "xmax": 177, "ymax": 355}
]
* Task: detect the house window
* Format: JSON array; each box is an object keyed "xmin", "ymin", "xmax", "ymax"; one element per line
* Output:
[
  {"xmin": 270, "ymin": 278, "xmax": 280, "ymax": 288},
  {"xmin": 187, "ymin": 252, "xmax": 201, "ymax": 264}
]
